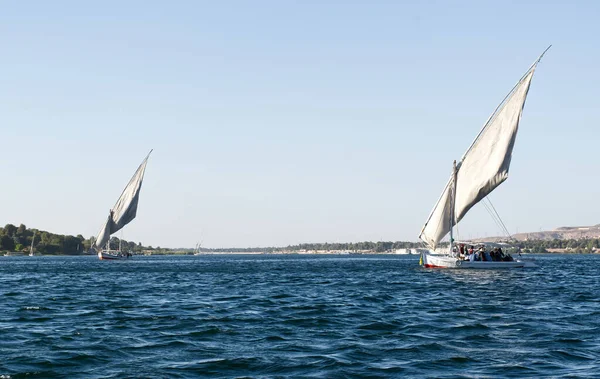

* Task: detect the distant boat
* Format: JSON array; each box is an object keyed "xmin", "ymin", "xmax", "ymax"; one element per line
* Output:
[
  {"xmin": 93, "ymin": 150, "xmax": 152, "ymax": 260},
  {"xmin": 419, "ymin": 48, "xmax": 550, "ymax": 269},
  {"xmin": 193, "ymin": 241, "xmax": 202, "ymax": 255},
  {"xmin": 29, "ymin": 231, "xmax": 38, "ymax": 256}
]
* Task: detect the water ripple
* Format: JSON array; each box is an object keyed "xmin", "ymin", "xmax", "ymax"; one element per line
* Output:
[{"xmin": 0, "ymin": 254, "xmax": 599, "ymax": 377}]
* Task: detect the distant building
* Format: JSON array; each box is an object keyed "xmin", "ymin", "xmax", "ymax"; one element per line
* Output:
[{"xmin": 394, "ymin": 248, "xmax": 427, "ymax": 255}]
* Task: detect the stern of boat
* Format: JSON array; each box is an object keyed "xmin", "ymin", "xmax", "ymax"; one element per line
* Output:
[{"xmin": 421, "ymin": 250, "xmax": 459, "ymax": 268}]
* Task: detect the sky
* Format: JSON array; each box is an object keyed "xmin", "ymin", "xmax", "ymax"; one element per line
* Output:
[{"xmin": 1, "ymin": 1, "xmax": 599, "ymax": 248}]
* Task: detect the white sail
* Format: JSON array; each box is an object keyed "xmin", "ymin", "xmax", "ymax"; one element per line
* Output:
[
  {"xmin": 29, "ymin": 231, "xmax": 36, "ymax": 256},
  {"xmin": 418, "ymin": 177, "xmax": 454, "ymax": 249},
  {"xmin": 419, "ymin": 58, "xmax": 542, "ymax": 249},
  {"xmin": 454, "ymin": 68, "xmax": 535, "ymax": 223},
  {"xmin": 94, "ymin": 150, "xmax": 152, "ymax": 250}
]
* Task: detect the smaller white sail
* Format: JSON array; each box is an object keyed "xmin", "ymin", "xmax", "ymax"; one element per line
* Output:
[
  {"xmin": 95, "ymin": 214, "xmax": 112, "ymax": 251},
  {"xmin": 94, "ymin": 150, "xmax": 152, "ymax": 250},
  {"xmin": 418, "ymin": 177, "xmax": 453, "ymax": 250}
]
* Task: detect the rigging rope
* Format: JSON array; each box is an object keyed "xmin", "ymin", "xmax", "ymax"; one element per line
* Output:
[
  {"xmin": 487, "ymin": 198, "xmax": 512, "ymax": 238},
  {"xmin": 483, "ymin": 197, "xmax": 512, "ymax": 239},
  {"xmin": 482, "ymin": 201, "xmax": 505, "ymax": 236}
]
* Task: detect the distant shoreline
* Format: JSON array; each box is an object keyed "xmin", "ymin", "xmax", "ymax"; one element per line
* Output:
[{"xmin": 4, "ymin": 250, "xmax": 600, "ymax": 257}]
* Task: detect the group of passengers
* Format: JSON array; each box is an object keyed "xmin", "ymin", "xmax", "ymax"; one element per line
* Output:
[{"xmin": 453, "ymin": 243, "xmax": 514, "ymax": 262}]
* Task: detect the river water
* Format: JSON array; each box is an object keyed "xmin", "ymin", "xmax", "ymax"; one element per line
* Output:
[{"xmin": 0, "ymin": 254, "xmax": 598, "ymax": 378}]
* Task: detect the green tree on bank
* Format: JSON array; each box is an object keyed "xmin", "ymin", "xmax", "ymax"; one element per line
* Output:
[{"xmin": 0, "ymin": 223, "xmax": 149, "ymax": 255}]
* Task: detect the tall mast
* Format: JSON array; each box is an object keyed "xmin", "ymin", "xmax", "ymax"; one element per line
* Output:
[
  {"xmin": 106, "ymin": 217, "xmax": 110, "ymax": 251},
  {"xmin": 106, "ymin": 209, "xmax": 112, "ymax": 251},
  {"xmin": 449, "ymin": 160, "xmax": 458, "ymax": 254}
]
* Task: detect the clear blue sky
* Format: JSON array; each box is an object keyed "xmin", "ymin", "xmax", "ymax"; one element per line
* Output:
[{"xmin": 1, "ymin": 1, "xmax": 598, "ymax": 248}]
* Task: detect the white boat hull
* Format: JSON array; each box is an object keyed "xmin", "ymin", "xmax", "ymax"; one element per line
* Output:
[
  {"xmin": 98, "ymin": 251, "xmax": 130, "ymax": 260},
  {"xmin": 421, "ymin": 251, "xmax": 530, "ymax": 269}
]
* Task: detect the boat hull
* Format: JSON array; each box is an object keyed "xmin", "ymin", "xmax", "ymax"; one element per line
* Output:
[
  {"xmin": 421, "ymin": 251, "xmax": 528, "ymax": 269},
  {"xmin": 98, "ymin": 251, "xmax": 130, "ymax": 260}
]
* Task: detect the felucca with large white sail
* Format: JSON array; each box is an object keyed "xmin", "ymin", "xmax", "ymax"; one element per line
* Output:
[
  {"xmin": 419, "ymin": 48, "xmax": 550, "ymax": 269},
  {"xmin": 93, "ymin": 150, "xmax": 152, "ymax": 260}
]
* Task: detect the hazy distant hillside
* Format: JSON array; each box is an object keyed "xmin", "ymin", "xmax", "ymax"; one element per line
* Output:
[
  {"xmin": 512, "ymin": 225, "xmax": 600, "ymax": 241},
  {"xmin": 475, "ymin": 225, "xmax": 600, "ymax": 242}
]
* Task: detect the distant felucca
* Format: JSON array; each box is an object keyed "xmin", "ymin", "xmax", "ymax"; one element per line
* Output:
[
  {"xmin": 193, "ymin": 241, "xmax": 203, "ymax": 255},
  {"xmin": 419, "ymin": 48, "xmax": 550, "ymax": 269},
  {"xmin": 29, "ymin": 231, "xmax": 37, "ymax": 256},
  {"xmin": 93, "ymin": 150, "xmax": 152, "ymax": 260}
]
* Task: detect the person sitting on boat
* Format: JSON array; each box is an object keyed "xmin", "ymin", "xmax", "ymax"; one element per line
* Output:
[
  {"xmin": 476, "ymin": 246, "xmax": 486, "ymax": 261},
  {"xmin": 463, "ymin": 248, "xmax": 472, "ymax": 261},
  {"xmin": 480, "ymin": 246, "xmax": 493, "ymax": 262},
  {"xmin": 496, "ymin": 247, "xmax": 505, "ymax": 261},
  {"xmin": 495, "ymin": 247, "xmax": 511, "ymax": 261},
  {"xmin": 458, "ymin": 243, "xmax": 469, "ymax": 259},
  {"xmin": 464, "ymin": 246, "xmax": 474, "ymax": 261},
  {"xmin": 495, "ymin": 249, "xmax": 503, "ymax": 261},
  {"xmin": 502, "ymin": 251, "xmax": 514, "ymax": 262},
  {"xmin": 458, "ymin": 244, "xmax": 466, "ymax": 259},
  {"xmin": 490, "ymin": 248, "xmax": 500, "ymax": 261}
]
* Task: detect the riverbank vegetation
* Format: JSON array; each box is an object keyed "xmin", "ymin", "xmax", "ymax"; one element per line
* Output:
[
  {"xmin": 518, "ymin": 238, "xmax": 600, "ymax": 254},
  {"xmin": 0, "ymin": 224, "xmax": 154, "ymax": 255},
  {"xmin": 2, "ymin": 223, "xmax": 600, "ymax": 255}
]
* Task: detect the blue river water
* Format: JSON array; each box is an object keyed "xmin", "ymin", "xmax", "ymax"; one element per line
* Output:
[{"xmin": 0, "ymin": 254, "xmax": 599, "ymax": 378}]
